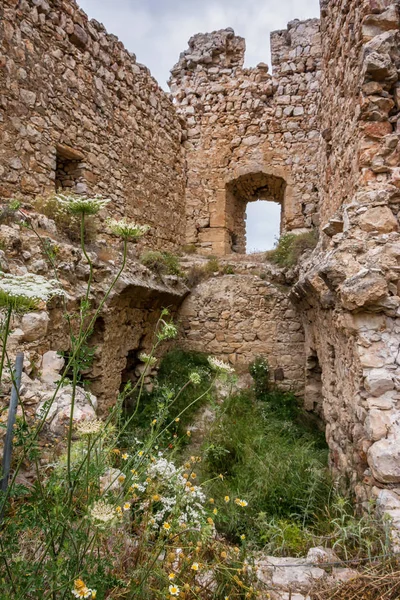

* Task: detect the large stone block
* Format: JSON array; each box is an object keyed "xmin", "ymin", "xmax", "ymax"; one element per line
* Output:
[
  {"xmin": 368, "ymin": 436, "xmax": 400, "ymax": 482},
  {"xmin": 21, "ymin": 311, "xmax": 50, "ymax": 342}
]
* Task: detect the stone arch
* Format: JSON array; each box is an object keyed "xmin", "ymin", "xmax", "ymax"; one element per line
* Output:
[
  {"xmin": 204, "ymin": 164, "xmax": 295, "ymax": 255},
  {"xmin": 226, "ymin": 171, "xmax": 286, "ymax": 253}
]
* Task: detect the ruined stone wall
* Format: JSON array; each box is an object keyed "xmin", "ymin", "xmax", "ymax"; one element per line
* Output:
[
  {"xmin": 0, "ymin": 0, "xmax": 185, "ymax": 250},
  {"xmin": 179, "ymin": 269, "xmax": 305, "ymax": 394},
  {"xmin": 294, "ymin": 0, "xmax": 400, "ymax": 511},
  {"xmin": 169, "ymin": 20, "xmax": 321, "ymax": 255}
]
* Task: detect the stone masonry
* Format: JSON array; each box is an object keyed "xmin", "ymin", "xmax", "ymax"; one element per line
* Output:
[
  {"xmin": 4, "ymin": 0, "xmax": 400, "ymax": 522},
  {"xmin": 0, "ymin": 0, "xmax": 185, "ymax": 251},
  {"xmin": 169, "ymin": 20, "xmax": 321, "ymax": 255}
]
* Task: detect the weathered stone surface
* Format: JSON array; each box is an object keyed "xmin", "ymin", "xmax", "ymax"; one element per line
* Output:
[
  {"xmin": 364, "ymin": 368, "xmax": 395, "ymax": 396},
  {"xmin": 179, "ymin": 264, "xmax": 305, "ymax": 392},
  {"xmin": 0, "ymin": 0, "xmax": 185, "ymax": 251},
  {"xmin": 256, "ymin": 556, "xmax": 326, "ymax": 593},
  {"xmin": 368, "ymin": 437, "xmax": 400, "ymax": 482},
  {"xmin": 40, "ymin": 350, "xmax": 65, "ymax": 385},
  {"xmin": 37, "ymin": 385, "xmax": 98, "ymax": 436},
  {"xmin": 359, "ymin": 206, "xmax": 398, "ymax": 232},
  {"xmin": 365, "ymin": 408, "xmax": 391, "ymax": 440},
  {"xmin": 169, "ymin": 20, "xmax": 321, "ymax": 254},
  {"xmin": 21, "ymin": 311, "xmax": 50, "ymax": 342}
]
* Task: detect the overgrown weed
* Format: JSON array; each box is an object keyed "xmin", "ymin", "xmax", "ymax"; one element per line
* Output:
[{"xmin": 265, "ymin": 230, "xmax": 318, "ymax": 268}]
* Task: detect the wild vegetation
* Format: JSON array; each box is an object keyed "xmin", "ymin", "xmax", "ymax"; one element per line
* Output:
[
  {"xmin": 265, "ymin": 230, "xmax": 318, "ymax": 268},
  {"xmin": 140, "ymin": 250, "xmax": 183, "ymax": 277},
  {"xmin": 0, "ymin": 196, "xmax": 394, "ymax": 600},
  {"xmin": 0, "ymin": 197, "xmax": 257, "ymax": 600}
]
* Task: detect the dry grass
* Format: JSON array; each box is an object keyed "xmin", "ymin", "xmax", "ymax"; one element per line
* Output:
[{"xmin": 310, "ymin": 560, "xmax": 400, "ymax": 600}]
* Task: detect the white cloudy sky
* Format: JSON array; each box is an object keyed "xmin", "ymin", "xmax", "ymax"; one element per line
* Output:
[{"xmin": 78, "ymin": 0, "xmax": 320, "ymax": 251}]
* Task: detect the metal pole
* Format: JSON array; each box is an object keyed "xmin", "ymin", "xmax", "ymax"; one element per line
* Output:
[{"xmin": 1, "ymin": 352, "xmax": 24, "ymax": 494}]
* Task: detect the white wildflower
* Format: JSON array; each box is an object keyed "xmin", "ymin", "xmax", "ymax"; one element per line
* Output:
[
  {"xmin": 169, "ymin": 584, "xmax": 180, "ymax": 596},
  {"xmin": 139, "ymin": 353, "xmax": 157, "ymax": 367},
  {"xmin": 76, "ymin": 419, "xmax": 104, "ymax": 437},
  {"xmin": 207, "ymin": 356, "xmax": 235, "ymax": 374},
  {"xmin": 56, "ymin": 193, "xmax": 110, "ymax": 215},
  {"xmin": 107, "ymin": 217, "xmax": 150, "ymax": 241},
  {"xmin": 157, "ymin": 320, "xmax": 178, "ymax": 341},
  {"xmin": 89, "ymin": 500, "xmax": 117, "ymax": 529},
  {"xmin": 0, "ymin": 272, "xmax": 64, "ymax": 313}
]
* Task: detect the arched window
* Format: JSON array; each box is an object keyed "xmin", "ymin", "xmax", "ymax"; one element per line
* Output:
[
  {"xmin": 246, "ymin": 200, "xmax": 281, "ymax": 253},
  {"xmin": 226, "ymin": 171, "xmax": 285, "ymax": 254}
]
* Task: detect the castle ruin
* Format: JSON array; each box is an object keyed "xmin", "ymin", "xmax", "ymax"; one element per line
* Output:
[{"xmin": 2, "ymin": 0, "xmax": 400, "ymax": 527}]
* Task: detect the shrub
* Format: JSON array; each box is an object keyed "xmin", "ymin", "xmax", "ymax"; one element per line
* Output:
[
  {"xmin": 180, "ymin": 243, "xmax": 197, "ymax": 254},
  {"xmin": 204, "ymin": 256, "xmax": 220, "ymax": 274},
  {"xmin": 184, "ymin": 264, "xmax": 207, "ymax": 287},
  {"xmin": 265, "ymin": 230, "xmax": 318, "ymax": 268},
  {"xmin": 222, "ymin": 264, "xmax": 235, "ymax": 275},
  {"xmin": 140, "ymin": 250, "xmax": 183, "ymax": 276},
  {"xmin": 0, "ymin": 199, "xmax": 22, "ymax": 225}
]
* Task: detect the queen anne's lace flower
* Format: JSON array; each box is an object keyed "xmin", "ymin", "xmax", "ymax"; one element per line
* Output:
[
  {"xmin": 189, "ymin": 371, "xmax": 201, "ymax": 385},
  {"xmin": 89, "ymin": 500, "xmax": 117, "ymax": 529},
  {"xmin": 76, "ymin": 419, "xmax": 104, "ymax": 437},
  {"xmin": 139, "ymin": 353, "xmax": 157, "ymax": 367},
  {"xmin": 56, "ymin": 193, "xmax": 110, "ymax": 215},
  {"xmin": 0, "ymin": 272, "xmax": 64, "ymax": 313},
  {"xmin": 207, "ymin": 356, "xmax": 235, "ymax": 374},
  {"xmin": 107, "ymin": 218, "xmax": 150, "ymax": 241},
  {"xmin": 157, "ymin": 320, "xmax": 178, "ymax": 341}
]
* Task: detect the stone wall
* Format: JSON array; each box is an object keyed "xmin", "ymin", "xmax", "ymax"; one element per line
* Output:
[
  {"xmin": 293, "ymin": 0, "xmax": 400, "ymax": 510},
  {"xmin": 169, "ymin": 20, "xmax": 321, "ymax": 255},
  {"xmin": 0, "ymin": 211, "xmax": 188, "ymax": 414},
  {"xmin": 179, "ymin": 267, "xmax": 305, "ymax": 394},
  {"xmin": 0, "ymin": 0, "xmax": 186, "ymax": 250}
]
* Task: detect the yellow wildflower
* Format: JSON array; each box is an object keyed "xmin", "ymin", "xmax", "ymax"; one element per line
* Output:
[
  {"xmin": 224, "ymin": 495, "xmax": 230, "ymax": 503},
  {"xmin": 191, "ymin": 562, "xmax": 199, "ymax": 571},
  {"xmin": 121, "ymin": 453, "xmax": 129, "ymax": 460},
  {"xmin": 213, "ymin": 508, "xmax": 218, "ymax": 515},
  {"xmin": 235, "ymin": 498, "xmax": 248, "ymax": 507},
  {"xmin": 168, "ymin": 573, "xmax": 175, "ymax": 580},
  {"xmin": 123, "ymin": 502, "xmax": 130, "ymax": 511},
  {"xmin": 163, "ymin": 522, "xmax": 171, "ymax": 531}
]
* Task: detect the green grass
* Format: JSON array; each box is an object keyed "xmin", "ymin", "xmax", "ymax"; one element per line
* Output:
[
  {"xmin": 265, "ymin": 230, "xmax": 318, "ymax": 268},
  {"xmin": 199, "ymin": 388, "xmax": 390, "ymax": 557},
  {"xmin": 123, "ymin": 349, "xmax": 392, "ymax": 559},
  {"xmin": 201, "ymin": 390, "xmax": 330, "ymax": 549}
]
